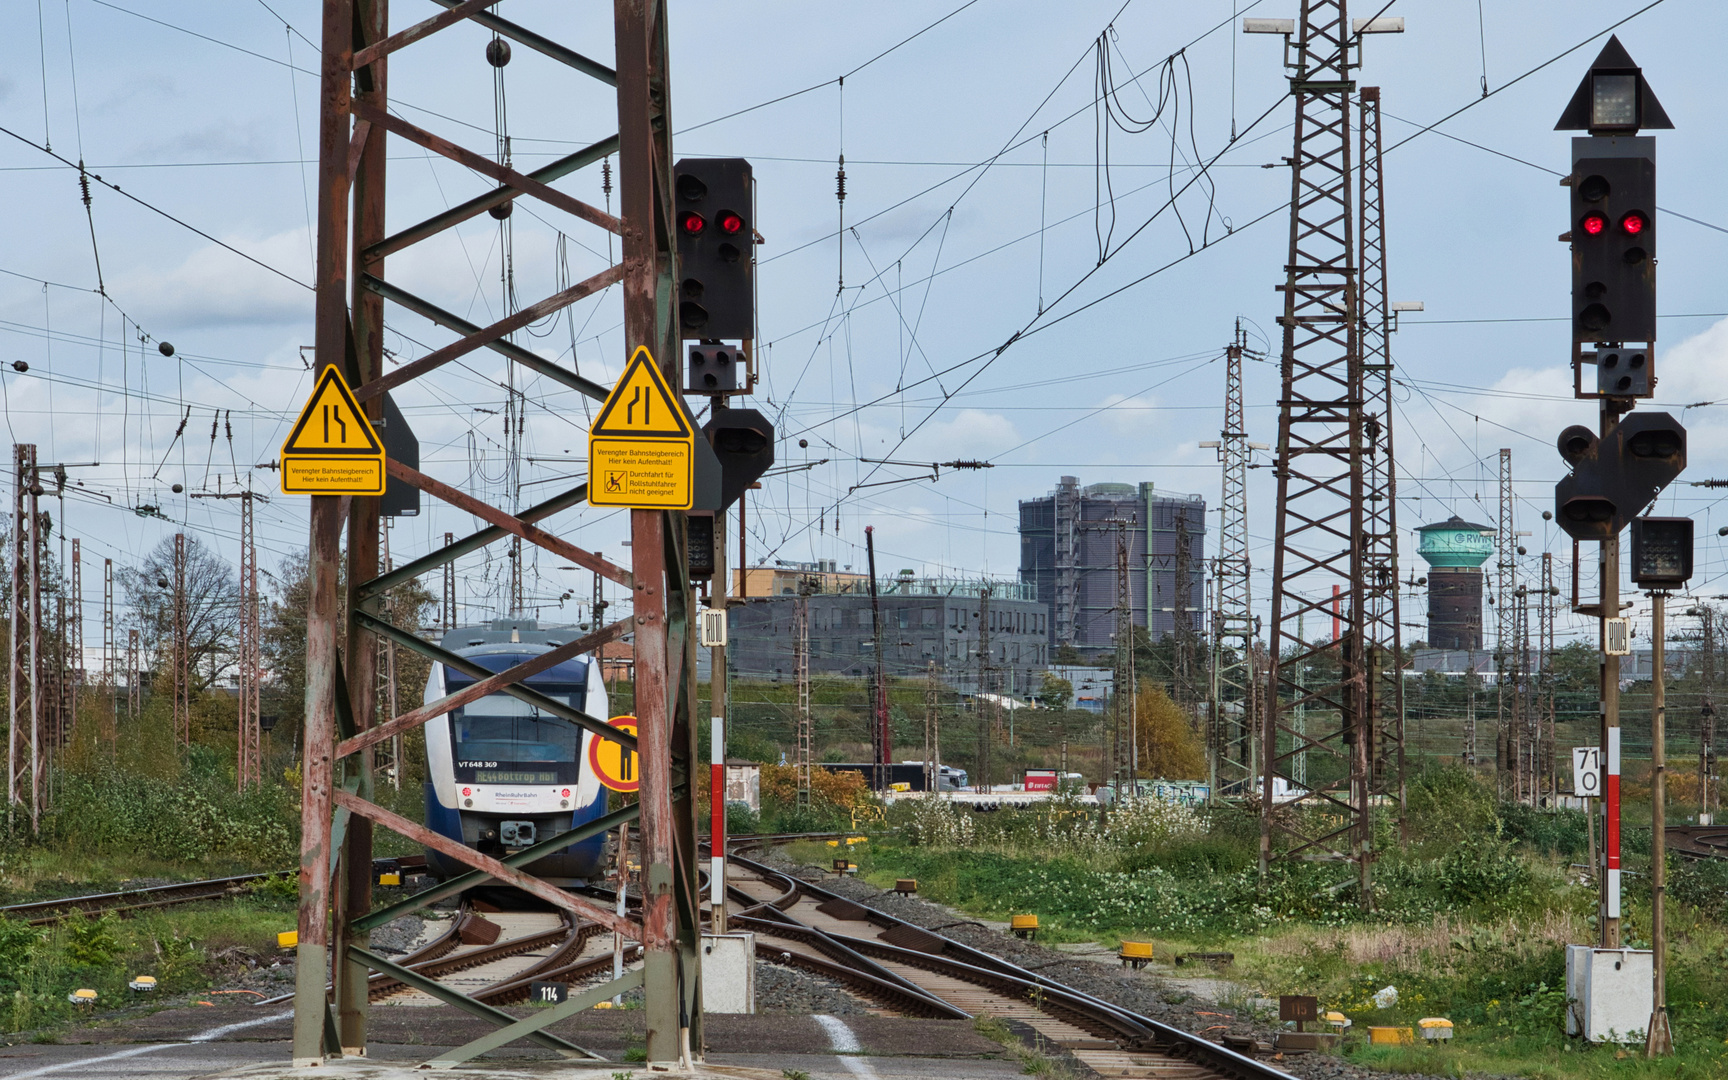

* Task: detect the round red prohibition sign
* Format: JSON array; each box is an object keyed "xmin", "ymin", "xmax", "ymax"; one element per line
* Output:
[{"xmin": 588, "ymin": 715, "xmax": 639, "ymax": 793}]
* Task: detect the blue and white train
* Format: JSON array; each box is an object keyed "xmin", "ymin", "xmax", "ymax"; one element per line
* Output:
[{"xmin": 423, "ymin": 619, "xmax": 612, "ymax": 886}]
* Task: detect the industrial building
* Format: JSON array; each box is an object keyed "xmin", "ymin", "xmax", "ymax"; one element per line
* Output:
[
  {"xmin": 1017, "ymin": 478, "xmax": 1206, "ymax": 654},
  {"xmin": 726, "ymin": 568, "xmax": 1049, "ymax": 695},
  {"xmin": 1415, "ymin": 515, "xmax": 1494, "ymax": 650}
]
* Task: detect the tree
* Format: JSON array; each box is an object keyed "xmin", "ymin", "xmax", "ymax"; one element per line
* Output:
[
  {"xmin": 1134, "ymin": 681, "xmax": 1205, "ymax": 780},
  {"xmin": 1053, "ymin": 643, "xmax": 1085, "ymax": 666},
  {"xmin": 260, "ymin": 547, "xmax": 438, "ymax": 745},
  {"xmin": 1037, "ymin": 672, "xmax": 1073, "ymax": 711},
  {"xmin": 118, "ymin": 534, "xmax": 237, "ymax": 689}
]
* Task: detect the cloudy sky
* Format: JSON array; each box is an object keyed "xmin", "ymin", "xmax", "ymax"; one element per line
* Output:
[{"xmin": 0, "ymin": 0, "xmax": 1723, "ymax": 650}]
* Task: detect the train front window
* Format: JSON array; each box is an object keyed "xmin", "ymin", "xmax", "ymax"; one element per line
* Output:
[{"xmin": 451, "ymin": 688, "xmax": 581, "ymax": 764}]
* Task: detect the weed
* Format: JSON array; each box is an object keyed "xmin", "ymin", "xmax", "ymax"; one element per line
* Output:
[
  {"xmin": 781, "ymin": 1071, "xmax": 810, "ymax": 1080},
  {"xmin": 64, "ymin": 914, "xmax": 122, "ymax": 966},
  {"xmin": 971, "ymin": 1013, "xmax": 1071, "ymax": 1079},
  {"xmin": 972, "ymin": 1014, "xmax": 1014, "ymax": 1043},
  {"xmin": 622, "ymin": 1046, "xmax": 647, "ymax": 1062},
  {"xmin": 0, "ymin": 918, "xmax": 44, "ymax": 991}
]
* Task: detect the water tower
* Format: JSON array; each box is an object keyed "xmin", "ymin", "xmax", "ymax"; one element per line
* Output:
[{"xmin": 1415, "ymin": 516, "xmax": 1494, "ymax": 650}]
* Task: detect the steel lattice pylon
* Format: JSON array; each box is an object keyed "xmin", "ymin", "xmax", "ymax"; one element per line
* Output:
[
  {"xmin": 795, "ymin": 581, "xmax": 812, "ymax": 806},
  {"xmin": 67, "ymin": 540, "xmax": 81, "ymax": 745},
  {"xmin": 172, "ymin": 533, "xmax": 189, "ymax": 750},
  {"xmin": 1209, "ymin": 325, "xmax": 1257, "ymax": 798},
  {"xmin": 294, "ymin": 0, "xmax": 696, "ymax": 1066},
  {"xmin": 1699, "ymin": 606, "xmax": 1718, "ymax": 821},
  {"xmin": 237, "ymin": 494, "xmax": 263, "ymax": 790},
  {"xmin": 1357, "ymin": 86, "xmax": 1405, "ymax": 839},
  {"xmin": 8, "ymin": 444, "xmax": 41, "ymax": 835},
  {"xmin": 1494, "ymin": 448, "xmax": 1515, "ymax": 793},
  {"xmin": 1540, "ymin": 552, "xmax": 1557, "ymax": 803},
  {"xmin": 1112, "ymin": 528, "xmax": 1137, "ymax": 788},
  {"xmin": 102, "ymin": 557, "xmax": 115, "ymax": 730},
  {"xmin": 1260, "ymin": 0, "xmax": 1372, "ymax": 903}
]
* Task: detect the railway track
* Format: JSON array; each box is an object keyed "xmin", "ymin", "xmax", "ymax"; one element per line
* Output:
[
  {"xmin": 724, "ymin": 848, "xmax": 1292, "ymax": 1080},
  {"xmin": 1665, "ymin": 824, "xmax": 1728, "ymax": 860},
  {"xmin": 8, "ymin": 832, "xmax": 1288, "ymax": 1079},
  {"xmin": 0, "ymin": 873, "xmax": 278, "ymax": 926},
  {"xmin": 259, "ymin": 905, "xmax": 636, "ymax": 1008},
  {"xmin": 0, "ymin": 857, "xmax": 430, "ymax": 927}
]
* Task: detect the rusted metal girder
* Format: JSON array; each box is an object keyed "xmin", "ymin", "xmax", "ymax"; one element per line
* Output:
[
  {"xmin": 295, "ymin": 0, "xmax": 685, "ymax": 1066},
  {"xmin": 616, "ymin": 0, "xmax": 703, "ymax": 1061},
  {"xmin": 386, "ymin": 460, "xmax": 630, "ymax": 585},
  {"xmin": 356, "ymin": 483, "xmax": 591, "ymax": 600},
  {"xmin": 335, "ymin": 617, "xmax": 632, "ymax": 761},
  {"xmin": 1261, "ymin": 0, "xmax": 1374, "ymax": 906}
]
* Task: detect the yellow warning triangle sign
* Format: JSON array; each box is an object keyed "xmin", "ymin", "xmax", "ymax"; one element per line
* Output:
[
  {"xmin": 590, "ymin": 347, "xmax": 691, "ymax": 439},
  {"xmin": 282, "ymin": 367, "xmax": 382, "ymax": 456}
]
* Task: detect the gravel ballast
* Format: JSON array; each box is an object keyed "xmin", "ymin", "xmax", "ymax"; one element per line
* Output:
[{"xmin": 753, "ymin": 846, "xmax": 1494, "ymax": 1080}]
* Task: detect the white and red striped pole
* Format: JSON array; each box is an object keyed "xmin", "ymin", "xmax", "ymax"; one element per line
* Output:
[
  {"xmin": 1603, "ymin": 725, "xmax": 1617, "ymax": 919},
  {"xmin": 711, "ymin": 713, "xmax": 727, "ymax": 932},
  {"xmin": 1605, "ymin": 726, "xmax": 1621, "ymax": 919}
]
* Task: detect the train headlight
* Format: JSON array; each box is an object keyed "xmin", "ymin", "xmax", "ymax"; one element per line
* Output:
[
  {"xmin": 561, "ymin": 800, "xmax": 569, "ymax": 808},
  {"xmin": 463, "ymin": 798, "xmax": 473, "ymax": 807}
]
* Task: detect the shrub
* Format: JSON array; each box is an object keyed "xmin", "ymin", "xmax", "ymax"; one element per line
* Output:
[
  {"xmin": 44, "ymin": 764, "xmax": 298, "ymax": 867},
  {"xmin": 1671, "ymin": 856, "xmax": 1728, "ymax": 920},
  {"xmin": 63, "ymin": 915, "xmax": 122, "ymax": 967},
  {"xmin": 1406, "ymin": 763, "xmax": 1497, "ymax": 848},
  {"xmin": 1497, "ymin": 802, "xmax": 1588, "ymax": 857},
  {"xmin": 0, "ymin": 919, "xmax": 43, "ymax": 991},
  {"xmin": 725, "ymin": 803, "xmax": 761, "ymax": 835}
]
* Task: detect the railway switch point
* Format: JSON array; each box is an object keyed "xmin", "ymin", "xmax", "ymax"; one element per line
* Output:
[
  {"xmin": 1274, "ymin": 1030, "xmax": 1339, "ymax": 1052},
  {"xmin": 1010, "ymin": 914, "xmax": 1039, "ymax": 939},
  {"xmin": 456, "ymin": 912, "xmax": 502, "ymax": 946}
]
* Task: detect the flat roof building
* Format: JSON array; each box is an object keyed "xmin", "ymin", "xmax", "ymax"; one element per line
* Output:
[{"xmin": 727, "ymin": 572, "xmax": 1049, "ymax": 695}]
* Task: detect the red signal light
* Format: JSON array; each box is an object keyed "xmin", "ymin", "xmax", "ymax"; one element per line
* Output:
[
  {"xmin": 1621, "ymin": 211, "xmax": 1647, "ymax": 235},
  {"xmin": 718, "ymin": 211, "xmax": 744, "ymax": 235},
  {"xmin": 1581, "ymin": 213, "xmax": 1607, "ymax": 236},
  {"xmin": 679, "ymin": 211, "xmax": 706, "ymax": 236}
]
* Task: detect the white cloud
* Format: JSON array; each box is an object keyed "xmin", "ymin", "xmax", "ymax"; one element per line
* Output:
[{"xmin": 112, "ymin": 228, "xmax": 312, "ymax": 328}]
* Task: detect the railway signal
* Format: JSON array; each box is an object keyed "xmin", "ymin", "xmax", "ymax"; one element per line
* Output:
[
  {"xmin": 1567, "ymin": 147, "xmax": 1656, "ymax": 347},
  {"xmin": 674, "ymin": 158, "xmax": 754, "ymax": 341},
  {"xmin": 1553, "ymin": 412, "xmax": 1686, "ymax": 541},
  {"xmin": 1630, "ymin": 516, "xmax": 1694, "ymax": 590},
  {"xmin": 703, "ymin": 405, "xmax": 775, "ymax": 511}
]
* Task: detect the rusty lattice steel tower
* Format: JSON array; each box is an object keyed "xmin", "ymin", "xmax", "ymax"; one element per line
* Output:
[
  {"xmin": 1258, "ymin": 2, "xmax": 1372, "ymax": 902},
  {"xmin": 293, "ymin": 0, "xmax": 696, "ymax": 1066},
  {"xmin": 1357, "ymin": 85, "xmax": 1405, "ymax": 837},
  {"xmin": 1209, "ymin": 325, "xmax": 1258, "ymax": 798}
]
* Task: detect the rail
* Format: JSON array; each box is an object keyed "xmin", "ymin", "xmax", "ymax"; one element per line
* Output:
[{"xmin": 725, "ymin": 849, "xmax": 1295, "ymax": 1080}]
